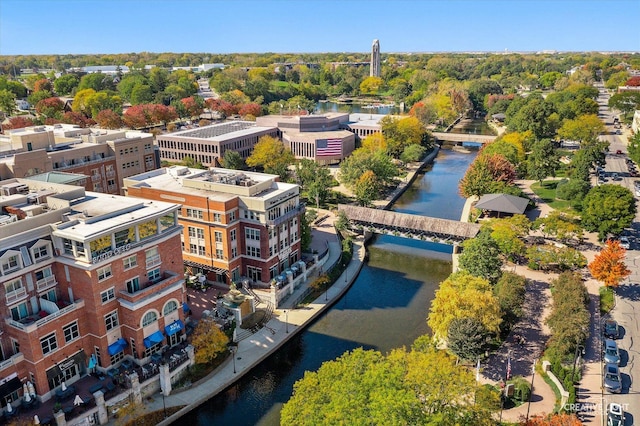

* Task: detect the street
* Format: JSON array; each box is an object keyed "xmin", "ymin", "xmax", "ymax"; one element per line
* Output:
[{"xmin": 590, "ymin": 82, "xmax": 639, "ymax": 426}]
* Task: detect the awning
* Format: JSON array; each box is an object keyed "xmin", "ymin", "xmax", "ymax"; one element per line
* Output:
[
  {"xmin": 165, "ymin": 319, "xmax": 184, "ymax": 336},
  {"xmin": 182, "ymin": 302, "xmax": 190, "ymax": 313},
  {"xmin": 0, "ymin": 377, "xmax": 21, "ymax": 400},
  {"xmin": 108, "ymin": 338, "xmax": 128, "ymax": 356},
  {"xmin": 143, "ymin": 330, "xmax": 165, "ymax": 348}
]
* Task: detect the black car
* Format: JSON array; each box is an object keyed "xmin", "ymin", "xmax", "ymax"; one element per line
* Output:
[{"xmin": 604, "ymin": 319, "xmax": 619, "ymax": 339}]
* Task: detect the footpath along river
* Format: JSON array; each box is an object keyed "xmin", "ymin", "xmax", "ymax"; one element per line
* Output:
[{"xmin": 180, "ymin": 147, "xmax": 477, "ymax": 426}]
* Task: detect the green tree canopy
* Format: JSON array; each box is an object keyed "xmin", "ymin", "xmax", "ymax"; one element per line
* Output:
[
  {"xmin": 221, "ymin": 150, "xmax": 246, "ymax": 170},
  {"xmin": 458, "ymin": 228, "xmax": 503, "ymax": 284},
  {"xmin": 527, "ymin": 139, "xmax": 559, "ymax": 182},
  {"xmin": 582, "ymin": 184, "xmax": 636, "ymax": 239},
  {"xmin": 557, "ymin": 114, "xmax": 605, "ymax": 144},
  {"xmin": 339, "ymin": 148, "xmax": 399, "ymax": 191},
  {"xmin": 53, "ymin": 74, "xmax": 79, "ymax": 95},
  {"xmin": 447, "ymin": 317, "xmax": 490, "ymax": 362}
]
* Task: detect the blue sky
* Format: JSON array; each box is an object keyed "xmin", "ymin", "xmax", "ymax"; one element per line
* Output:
[{"xmin": 1, "ymin": 0, "xmax": 639, "ymax": 55}]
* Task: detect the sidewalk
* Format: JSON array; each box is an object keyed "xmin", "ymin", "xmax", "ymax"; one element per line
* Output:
[{"xmin": 152, "ymin": 217, "xmax": 365, "ymax": 425}]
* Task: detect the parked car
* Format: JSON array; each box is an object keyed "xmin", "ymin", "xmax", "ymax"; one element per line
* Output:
[
  {"xmin": 616, "ymin": 149, "xmax": 623, "ymax": 155},
  {"xmin": 612, "ymin": 172, "xmax": 620, "ymax": 180},
  {"xmin": 604, "ymin": 319, "xmax": 620, "ymax": 339},
  {"xmin": 603, "ymin": 339, "xmax": 620, "ymax": 364},
  {"xmin": 619, "ymin": 236, "xmax": 630, "ymax": 250},
  {"xmin": 603, "ymin": 363, "xmax": 622, "ymax": 393},
  {"xmin": 607, "ymin": 402, "xmax": 625, "ymax": 426}
]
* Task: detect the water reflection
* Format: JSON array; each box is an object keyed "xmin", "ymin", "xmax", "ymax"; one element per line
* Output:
[{"xmin": 178, "ymin": 148, "xmax": 476, "ymax": 426}]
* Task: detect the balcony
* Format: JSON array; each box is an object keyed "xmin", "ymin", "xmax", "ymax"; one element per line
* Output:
[
  {"xmin": 0, "ymin": 353, "xmax": 24, "ymax": 374},
  {"xmin": 267, "ymin": 204, "xmax": 306, "ymax": 227},
  {"xmin": 106, "ymin": 170, "xmax": 116, "ymax": 178},
  {"xmin": 91, "ymin": 175, "xmax": 101, "ymax": 183},
  {"xmin": 36, "ymin": 275, "xmax": 57, "ymax": 292},
  {"xmin": 119, "ymin": 271, "xmax": 181, "ymax": 305},
  {"xmin": 7, "ymin": 299, "xmax": 85, "ymax": 333},
  {"xmin": 5, "ymin": 287, "xmax": 27, "ymax": 304}
]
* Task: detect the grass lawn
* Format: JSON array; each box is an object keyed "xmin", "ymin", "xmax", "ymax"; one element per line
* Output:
[
  {"xmin": 599, "ymin": 286, "xmax": 615, "ymax": 314},
  {"xmin": 530, "ymin": 180, "xmax": 575, "ymax": 213}
]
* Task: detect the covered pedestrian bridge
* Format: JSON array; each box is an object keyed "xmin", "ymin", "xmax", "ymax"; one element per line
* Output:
[{"xmin": 337, "ymin": 205, "xmax": 481, "ymax": 245}]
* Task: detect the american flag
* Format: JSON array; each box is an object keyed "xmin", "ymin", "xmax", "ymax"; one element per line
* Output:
[{"xmin": 316, "ymin": 138, "xmax": 342, "ymax": 157}]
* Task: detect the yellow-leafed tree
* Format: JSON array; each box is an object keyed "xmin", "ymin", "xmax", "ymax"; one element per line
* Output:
[{"xmin": 191, "ymin": 317, "xmax": 230, "ymax": 365}]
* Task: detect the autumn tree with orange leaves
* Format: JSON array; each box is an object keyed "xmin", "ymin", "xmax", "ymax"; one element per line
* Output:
[
  {"xmin": 521, "ymin": 412, "xmax": 583, "ymax": 425},
  {"xmin": 588, "ymin": 239, "xmax": 630, "ymax": 287}
]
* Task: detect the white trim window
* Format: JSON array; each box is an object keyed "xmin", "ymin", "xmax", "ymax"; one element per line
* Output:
[{"xmin": 97, "ymin": 265, "xmax": 112, "ymax": 281}]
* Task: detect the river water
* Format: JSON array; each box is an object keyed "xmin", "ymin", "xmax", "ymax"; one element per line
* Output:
[{"xmin": 179, "ymin": 147, "xmax": 477, "ymax": 426}]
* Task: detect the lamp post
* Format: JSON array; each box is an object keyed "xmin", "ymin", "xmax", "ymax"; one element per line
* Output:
[
  {"xmin": 285, "ymin": 310, "xmax": 289, "ymax": 334},
  {"xmin": 159, "ymin": 387, "xmax": 167, "ymax": 419},
  {"xmin": 525, "ymin": 359, "xmax": 537, "ymax": 422},
  {"xmin": 571, "ymin": 344, "xmax": 586, "ymax": 384},
  {"xmin": 230, "ymin": 346, "xmax": 237, "ymax": 374}
]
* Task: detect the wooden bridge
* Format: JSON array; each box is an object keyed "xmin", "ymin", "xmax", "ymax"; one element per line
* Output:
[
  {"xmin": 431, "ymin": 132, "xmax": 497, "ymax": 144},
  {"xmin": 337, "ymin": 205, "xmax": 481, "ymax": 245}
]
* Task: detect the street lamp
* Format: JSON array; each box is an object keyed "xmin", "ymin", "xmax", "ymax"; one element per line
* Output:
[
  {"xmin": 230, "ymin": 345, "xmax": 237, "ymax": 374},
  {"xmin": 159, "ymin": 387, "xmax": 167, "ymax": 419},
  {"xmin": 285, "ymin": 310, "xmax": 289, "ymax": 334},
  {"xmin": 525, "ymin": 359, "xmax": 537, "ymax": 422},
  {"xmin": 571, "ymin": 344, "xmax": 586, "ymax": 384}
]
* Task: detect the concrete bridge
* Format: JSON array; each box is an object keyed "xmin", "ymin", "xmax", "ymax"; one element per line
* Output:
[
  {"xmin": 337, "ymin": 205, "xmax": 481, "ymax": 245},
  {"xmin": 431, "ymin": 132, "xmax": 497, "ymax": 144}
]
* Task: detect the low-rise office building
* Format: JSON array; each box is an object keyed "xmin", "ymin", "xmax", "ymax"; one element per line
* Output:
[
  {"xmin": 155, "ymin": 121, "xmax": 278, "ymax": 167},
  {"xmin": 123, "ymin": 166, "xmax": 304, "ymax": 287},
  {"xmin": 0, "ymin": 178, "xmax": 185, "ymax": 402}
]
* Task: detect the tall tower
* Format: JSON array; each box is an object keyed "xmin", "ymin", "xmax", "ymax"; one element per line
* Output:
[{"xmin": 370, "ymin": 39, "xmax": 380, "ymax": 77}]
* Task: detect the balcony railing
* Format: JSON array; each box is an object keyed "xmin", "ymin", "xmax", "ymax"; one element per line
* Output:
[
  {"xmin": 267, "ymin": 204, "xmax": 306, "ymax": 227},
  {"xmin": 5, "ymin": 287, "xmax": 27, "ymax": 304},
  {"xmin": 119, "ymin": 271, "xmax": 179, "ymax": 300},
  {"xmin": 7, "ymin": 299, "xmax": 85, "ymax": 333},
  {"xmin": 36, "ymin": 275, "xmax": 57, "ymax": 292},
  {"xmin": 0, "ymin": 353, "xmax": 24, "ymax": 373}
]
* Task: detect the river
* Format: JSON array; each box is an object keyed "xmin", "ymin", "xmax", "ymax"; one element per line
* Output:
[{"xmin": 179, "ymin": 147, "xmax": 477, "ymax": 426}]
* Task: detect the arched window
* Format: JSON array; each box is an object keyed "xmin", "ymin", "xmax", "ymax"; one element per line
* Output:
[
  {"xmin": 142, "ymin": 311, "xmax": 157, "ymax": 327},
  {"xmin": 163, "ymin": 300, "xmax": 178, "ymax": 315}
]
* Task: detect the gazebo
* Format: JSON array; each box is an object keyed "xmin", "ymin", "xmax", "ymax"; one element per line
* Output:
[{"xmin": 475, "ymin": 193, "xmax": 529, "ymax": 217}]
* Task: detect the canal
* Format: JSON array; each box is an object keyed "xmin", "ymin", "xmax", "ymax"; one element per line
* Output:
[{"xmin": 179, "ymin": 147, "xmax": 477, "ymax": 426}]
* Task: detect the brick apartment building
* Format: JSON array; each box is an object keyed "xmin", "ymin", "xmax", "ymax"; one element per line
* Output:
[
  {"xmin": 123, "ymin": 166, "xmax": 304, "ymax": 287},
  {"xmin": 0, "ymin": 177, "xmax": 185, "ymax": 403},
  {"xmin": 0, "ymin": 124, "xmax": 159, "ymax": 195}
]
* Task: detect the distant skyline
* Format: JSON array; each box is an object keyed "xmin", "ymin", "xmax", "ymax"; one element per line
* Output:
[{"xmin": 1, "ymin": 0, "xmax": 639, "ymax": 56}]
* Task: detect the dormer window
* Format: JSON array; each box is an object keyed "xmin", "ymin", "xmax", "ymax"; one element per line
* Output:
[{"xmin": 1, "ymin": 254, "xmax": 20, "ymax": 274}]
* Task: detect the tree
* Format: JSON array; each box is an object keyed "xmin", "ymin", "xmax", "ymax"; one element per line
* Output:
[
  {"xmin": 360, "ymin": 132, "xmax": 387, "ymax": 152},
  {"xmin": 2, "ymin": 116, "xmax": 34, "ymax": 130},
  {"xmin": 181, "ymin": 96, "xmax": 204, "ymax": 119},
  {"xmin": 354, "ymin": 170, "xmax": 379, "ymax": 207},
  {"xmin": 588, "ymin": 239, "xmax": 631, "ymax": 287},
  {"xmin": 458, "ymin": 228, "xmax": 503, "ymax": 284},
  {"xmin": 540, "ymin": 72, "xmax": 564, "ymax": 89},
  {"xmin": 608, "ymin": 91, "xmax": 640, "ymax": 119},
  {"xmin": 130, "ymin": 84, "xmax": 154, "ymax": 105},
  {"xmin": 245, "ymin": 135, "xmax": 295, "ymax": 180},
  {"xmin": 61, "ymin": 111, "xmax": 94, "ymax": 127},
  {"xmin": 238, "ymin": 102, "xmax": 262, "ymax": 118},
  {"xmin": 33, "ymin": 78, "xmax": 53, "ymax": 93},
  {"xmin": 494, "ymin": 272, "xmax": 526, "ymax": 329},
  {"xmin": 428, "ymin": 271, "xmax": 502, "ymax": 341},
  {"xmin": 408, "ymin": 101, "xmax": 437, "ymax": 127},
  {"xmin": 35, "ymin": 97, "xmax": 64, "ymax": 119},
  {"xmin": 53, "ymin": 74, "xmax": 79, "ymax": 95},
  {"xmin": 359, "ymin": 76, "xmax": 383, "ymax": 95},
  {"xmin": 95, "ymin": 109, "xmax": 124, "ymax": 129},
  {"xmin": 486, "ymin": 215, "xmax": 530, "ymax": 260},
  {"xmin": 339, "ymin": 148, "xmax": 399, "ymax": 191},
  {"xmin": 296, "ymin": 159, "xmax": 332, "ymax": 208},
  {"xmin": 400, "ymin": 144, "xmax": 427, "ymax": 163},
  {"xmin": 191, "ymin": 316, "xmax": 230, "ymax": 364},
  {"xmin": 557, "ymin": 114, "xmax": 605, "ymax": 144},
  {"xmin": 480, "ymin": 140, "xmax": 522, "ymax": 167},
  {"xmin": 381, "ymin": 115, "xmax": 427, "ymax": 158},
  {"xmin": 505, "ymin": 95, "xmax": 558, "ymax": 139},
  {"xmin": 0, "ymin": 89, "xmax": 16, "ymax": 116},
  {"xmin": 447, "ymin": 317, "xmax": 489, "ymax": 361},
  {"xmin": 533, "ymin": 211, "xmax": 583, "ymax": 242},
  {"xmin": 522, "ymin": 413, "xmax": 583, "ymax": 426},
  {"xmin": 78, "ymin": 72, "xmax": 114, "ymax": 92},
  {"xmin": 581, "ymin": 185, "xmax": 636, "ymax": 239},
  {"xmin": 459, "ymin": 153, "xmax": 517, "ymax": 197},
  {"xmin": 221, "ymin": 150, "xmax": 245, "ymax": 170},
  {"xmin": 527, "ymin": 139, "xmax": 559, "ymax": 183}
]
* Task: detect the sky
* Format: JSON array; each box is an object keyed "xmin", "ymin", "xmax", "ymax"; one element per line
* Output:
[{"xmin": 1, "ymin": 0, "xmax": 639, "ymax": 56}]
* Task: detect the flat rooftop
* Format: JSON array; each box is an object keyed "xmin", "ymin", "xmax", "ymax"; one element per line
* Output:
[{"xmin": 164, "ymin": 121, "xmax": 275, "ymax": 140}]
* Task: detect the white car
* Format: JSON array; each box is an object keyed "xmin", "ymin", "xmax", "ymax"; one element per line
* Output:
[
  {"xmin": 619, "ymin": 236, "xmax": 630, "ymax": 249},
  {"xmin": 607, "ymin": 402, "xmax": 624, "ymax": 426}
]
